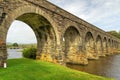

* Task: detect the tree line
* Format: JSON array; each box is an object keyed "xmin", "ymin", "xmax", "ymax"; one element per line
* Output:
[
  {"xmin": 7, "ymin": 43, "xmax": 37, "ymax": 49},
  {"xmin": 107, "ymin": 31, "xmax": 120, "ymax": 39}
]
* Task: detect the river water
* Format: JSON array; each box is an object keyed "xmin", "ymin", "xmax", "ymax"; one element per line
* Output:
[
  {"xmin": 7, "ymin": 49, "xmax": 23, "ymax": 59},
  {"xmin": 7, "ymin": 49, "xmax": 120, "ymax": 79},
  {"xmin": 67, "ymin": 54, "xmax": 120, "ymax": 80}
]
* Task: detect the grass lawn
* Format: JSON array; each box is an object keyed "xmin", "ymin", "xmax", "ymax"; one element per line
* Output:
[{"xmin": 0, "ymin": 58, "xmax": 114, "ymax": 80}]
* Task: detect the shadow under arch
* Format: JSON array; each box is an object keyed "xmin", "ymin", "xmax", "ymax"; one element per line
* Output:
[
  {"xmin": 108, "ymin": 38, "xmax": 112, "ymax": 54},
  {"xmin": 103, "ymin": 37, "xmax": 108, "ymax": 55},
  {"xmin": 96, "ymin": 35, "xmax": 103, "ymax": 56},
  {"xmin": 62, "ymin": 26, "xmax": 85, "ymax": 64},
  {"xmin": 85, "ymin": 31, "xmax": 98, "ymax": 59}
]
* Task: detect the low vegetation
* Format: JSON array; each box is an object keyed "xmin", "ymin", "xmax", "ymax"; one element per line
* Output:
[
  {"xmin": 22, "ymin": 48, "xmax": 37, "ymax": 59},
  {"xmin": 0, "ymin": 58, "xmax": 114, "ymax": 80}
]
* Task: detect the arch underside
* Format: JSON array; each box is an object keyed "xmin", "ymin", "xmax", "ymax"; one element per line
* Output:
[
  {"xmin": 96, "ymin": 35, "xmax": 103, "ymax": 56},
  {"xmin": 108, "ymin": 39, "xmax": 114, "ymax": 54},
  {"xmin": 103, "ymin": 38, "xmax": 108, "ymax": 55},
  {"xmin": 85, "ymin": 32, "xmax": 98, "ymax": 59},
  {"xmin": 63, "ymin": 26, "xmax": 88, "ymax": 64},
  {"xmin": 111, "ymin": 40, "xmax": 116, "ymax": 54},
  {"xmin": 64, "ymin": 27, "xmax": 81, "ymax": 55},
  {"xmin": 16, "ymin": 13, "xmax": 57, "ymax": 62}
]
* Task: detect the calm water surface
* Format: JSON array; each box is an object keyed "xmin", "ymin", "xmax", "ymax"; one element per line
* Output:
[
  {"xmin": 67, "ymin": 54, "xmax": 120, "ymax": 80},
  {"xmin": 8, "ymin": 49, "xmax": 120, "ymax": 80},
  {"xmin": 8, "ymin": 49, "xmax": 23, "ymax": 59}
]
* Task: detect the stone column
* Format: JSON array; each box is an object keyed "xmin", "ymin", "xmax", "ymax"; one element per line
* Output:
[
  {"xmin": 54, "ymin": 44, "xmax": 65, "ymax": 65},
  {"xmin": 0, "ymin": 39, "xmax": 7, "ymax": 67}
]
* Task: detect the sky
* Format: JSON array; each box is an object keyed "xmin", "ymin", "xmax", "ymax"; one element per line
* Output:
[
  {"xmin": 7, "ymin": 0, "xmax": 120, "ymax": 44},
  {"xmin": 7, "ymin": 20, "xmax": 37, "ymax": 44}
]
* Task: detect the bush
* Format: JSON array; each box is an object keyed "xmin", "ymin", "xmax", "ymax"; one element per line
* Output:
[{"xmin": 22, "ymin": 47, "xmax": 37, "ymax": 59}]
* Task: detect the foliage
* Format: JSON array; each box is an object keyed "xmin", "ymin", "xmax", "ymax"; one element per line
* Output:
[
  {"xmin": 7, "ymin": 43, "xmax": 37, "ymax": 49},
  {"xmin": 0, "ymin": 58, "xmax": 114, "ymax": 80},
  {"xmin": 12, "ymin": 43, "xmax": 19, "ymax": 47},
  {"xmin": 22, "ymin": 48, "xmax": 37, "ymax": 59},
  {"xmin": 107, "ymin": 31, "xmax": 120, "ymax": 39},
  {"xmin": 20, "ymin": 44, "xmax": 37, "ymax": 49}
]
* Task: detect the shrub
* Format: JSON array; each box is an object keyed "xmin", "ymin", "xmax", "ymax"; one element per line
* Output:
[{"xmin": 22, "ymin": 47, "xmax": 37, "ymax": 59}]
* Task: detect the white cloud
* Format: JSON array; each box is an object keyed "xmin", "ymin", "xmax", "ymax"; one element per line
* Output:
[{"xmin": 48, "ymin": 0, "xmax": 120, "ymax": 31}]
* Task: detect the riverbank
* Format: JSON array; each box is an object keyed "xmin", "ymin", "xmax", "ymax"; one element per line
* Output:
[{"xmin": 0, "ymin": 58, "xmax": 113, "ymax": 80}]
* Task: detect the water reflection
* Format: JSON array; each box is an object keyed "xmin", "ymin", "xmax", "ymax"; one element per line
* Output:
[{"xmin": 67, "ymin": 54, "xmax": 120, "ymax": 80}]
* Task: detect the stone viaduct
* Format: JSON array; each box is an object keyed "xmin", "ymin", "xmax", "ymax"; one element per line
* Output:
[{"xmin": 0, "ymin": 0, "xmax": 120, "ymax": 67}]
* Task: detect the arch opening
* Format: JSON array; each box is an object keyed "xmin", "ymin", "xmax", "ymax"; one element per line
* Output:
[
  {"xmin": 85, "ymin": 32, "xmax": 97, "ymax": 59},
  {"xmin": 96, "ymin": 35, "xmax": 103, "ymax": 56},
  {"xmin": 108, "ymin": 39, "xmax": 112, "ymax": 54},
  {"xmin": 111, "ymin": 40, "xmax": 114, "ymax": 54},
  {"xmin": 6, "ymin": 20, "xmax": 37, "ymax": 59},
  {"xmin": 113, "ymin": 40, "xmax": 118, "ymax": 54},
  {"xmin": 6, "ymin": 13, "xmax": 57, "ymax": 62},
  {"xmin": 63, "ymin": 26, "xmax": 81, "ymax": 63},
  {"xmin": 113, "ymin": 40, "xmax": 116, "ymax": 49},
  {"xmin": 111, "ymin": 40, "xmax": 114, "ymax": 48},
  {"xmin": 103, "ymin": 37, "xmax": 107, "ymax": 55}
]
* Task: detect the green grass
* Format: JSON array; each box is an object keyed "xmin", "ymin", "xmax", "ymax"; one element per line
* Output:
[{"xmin": 0, "ymin": 58, "xmax": 113, "ymax": 80}]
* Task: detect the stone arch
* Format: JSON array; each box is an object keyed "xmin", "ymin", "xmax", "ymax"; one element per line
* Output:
[
  {"xmin": 118, "ymin": 42, "xmax": 120, "ymax": 49},
  {"xmin": 96, "ymin": 35, "xmax": 103, "ymax": 56},
  {"xmin": 113, "ymin": 40, "xmax": 117, "ymax": 53},
  {"xmin": 111, "ymin": 40, "xmax": 114, "ymax": 52},
  {"xmin": 63, "ymin": 26, "xmax": 82, "ymax": 63},
  {"xmin": 116, "ymin": 41, "xmax": 119, "ymax": 49},
  {"xmin": 114, "ymin": 41, "xmax": 118, "ymax": 49},
  {"xmin": 85, "ymin": 31, "xmax": 97, "ymax": 59},
  {"xmin": 3, "ymin": 5, "xmax": 60, "ymax": 45},
  {"xmin": 108, "ymin": 39, "xmax": 111, "ymax": 46},
  {"xmin": 108, "ymin": 38, "xmax": 112, "ymax": 54},
  {"xmin": 16, "ymin": 13, "xmax": 57, "ymax": 59},
  {"xmin": 61, "ymin": 23, "xmax": 82, "ymax": 41},
  {"xmin": 1, "ymin": 5, "xmax": 60, "ymax": 64},
  {"xmin": 103, "ymin": 37, "xmax": 108, "ymax": 55}
]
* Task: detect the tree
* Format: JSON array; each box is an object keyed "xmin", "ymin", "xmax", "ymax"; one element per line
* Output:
[
  {"xmin": 13, "ymin": 43, "xmax": 19, "ymax": 47},
  {"xmin": 107, "ymin": 31, "xmax": 120, "ymax": 39}
]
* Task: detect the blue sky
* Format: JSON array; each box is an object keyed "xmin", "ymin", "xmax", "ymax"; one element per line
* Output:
[{"xmin": 7, "ymin": 0, "xmax": 120, "ymax": 43}]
